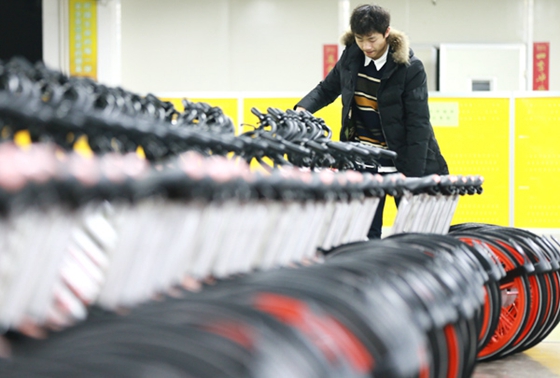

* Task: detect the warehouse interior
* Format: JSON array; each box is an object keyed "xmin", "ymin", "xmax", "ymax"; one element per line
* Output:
[{"xmin": 0, "ymin": 0, "xmax": 560, "ymax": 377}]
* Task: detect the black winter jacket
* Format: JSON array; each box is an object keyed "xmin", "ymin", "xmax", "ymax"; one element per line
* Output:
[{"xmin": 296, "ymin": 29, "xmax": 448, "ymax": 177}]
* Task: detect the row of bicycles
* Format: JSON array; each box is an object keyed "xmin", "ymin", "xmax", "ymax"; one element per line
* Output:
[
  {"xmin": 2, "ymin": 218, "xmax": 558, "ymax": 377},
  {"xmin": 0, "ymin": 57, "xmax": 558, "ymax": 377},
  {"xmin": 1, "ymin": 57, "xmax": 391, "ymax": 171},
  {"xmin": 0, "ymin": 143, "xmax": 483, "ymax": 335}
]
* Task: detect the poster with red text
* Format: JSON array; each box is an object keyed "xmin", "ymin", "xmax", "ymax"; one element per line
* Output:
[
  {"xmin": 323, "ymin": 44, "xmax": 338, "ymax": 79},
  {"xmin": 533, "ymin": 42, "xmax": 549, "ymax": 91}
]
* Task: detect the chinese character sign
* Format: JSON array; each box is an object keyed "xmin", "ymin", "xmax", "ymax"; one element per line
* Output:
[
  {"xmin": 69, "ymin": 0, "xmax": 98, "ymax": 80},
  {"xmin": 323, "ymin": 44, "xmax": 338, "ymax": 79},
  {"xmin": 533, "ymin": 42, "xmax": 549, "ymax": 91}
]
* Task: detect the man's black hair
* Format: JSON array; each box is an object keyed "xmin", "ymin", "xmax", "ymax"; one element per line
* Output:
[{"xmin": 350, "ymin": 4, "xmax": 390, "ymax": 36}]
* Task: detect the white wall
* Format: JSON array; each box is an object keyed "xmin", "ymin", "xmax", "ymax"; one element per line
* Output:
[
  {"xmin": 355, "ymin": 0, "xmax": 527, "ymax": 44},
  {"xmin": 352, "ymin": 0, "xmax": 558, "ymax": 91},
  {"xmin": 439, "ymin": 44, "xmax": 526, "ymax": 92},
  {"xmin": 116, "ymin": 0, "xmax": 559, "ymax": 94},
  {"xmin": 97, "ymin": 0, "xmax": 122, "ymax": 87},
  {"xmin": 42, "ymin": 0, "xmax": 64, "ymax": 71},
  {"xmin": 120, "ymin": 0, "xmax": 338, "ymax": 94}
]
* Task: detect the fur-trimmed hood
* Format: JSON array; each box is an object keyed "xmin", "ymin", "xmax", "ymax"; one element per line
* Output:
[{"xmin": 341, "ymin": 28, "xmax": 410, "ymax": 65}]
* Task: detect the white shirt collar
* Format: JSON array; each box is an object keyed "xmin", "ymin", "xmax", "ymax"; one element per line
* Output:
[{"xmin": 364, "ymin": 46, "xmax": 389, "ymax": 70}]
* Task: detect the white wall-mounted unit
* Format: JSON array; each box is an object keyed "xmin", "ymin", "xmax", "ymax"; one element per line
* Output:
[{"xmin": 439, "ymin": 43, "xmax": 526, "ymax": 92}]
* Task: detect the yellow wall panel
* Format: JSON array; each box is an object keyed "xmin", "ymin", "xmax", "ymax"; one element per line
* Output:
[
  {"xmin": 385, "ymin": 98, "xmax": 510, "ymax": 227},
  {"xmin": 162, "ymin": 95, "xmax": 510, "ymax": 227},
  {"xmin": 515, "ymin": 98, "xmax": 560, "ymax": 228},
  {"xmin": 314, "ymin": 98, "xmax": 342, "ymax": 141},
  {"xmin": 382, "ymin": 197, "xmax": 399, "ymax": 228},
  {"xmin": 159, "ymin": 97, "xmax": 184, "ymax": 112},
  {"xmin": 242, "ymin": 98, "xmax": 342, "ymax": 140},
  {"xmin": 159, "ymin": 97, "xmax": 240, "ymax": 134},
  {"xmin": 242, "ymin": 98, "xmax": 301, "ymax": 134},
  {"xmin": 242, "ymin": 97, "xmax": 342, "ymax": 171},
  {"xmin": 160, "ymin": 96, "xmax": 343, "ymax": 139},
  {"xmin": 191, "ymin": 98, "xmax": 239, "ymax": 134},
  {"xmin": 429, "ymin": 98, "xmax": 510, "ymax": 226},
  {"xmin": 13, "ymin": 130, "xmax": 32, "ymax": 147}
]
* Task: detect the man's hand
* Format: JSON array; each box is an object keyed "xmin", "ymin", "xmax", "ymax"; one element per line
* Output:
[{"xmin": 295, "ymin": 106, "xmax": 306, "ymax": 112}]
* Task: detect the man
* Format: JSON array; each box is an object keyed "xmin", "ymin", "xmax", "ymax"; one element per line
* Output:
[{"xmin": 295, "ymin": 3, "xmax": 448, "ymax": 239}]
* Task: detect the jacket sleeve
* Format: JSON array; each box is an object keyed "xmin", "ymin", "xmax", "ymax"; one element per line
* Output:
[
  {"xmin": 401, "ymin": 58, "xmax": 432, "ymax": 177},
  {"xmin": 294, "ymin": 49, "xmax": 347, "ymax": 113}
]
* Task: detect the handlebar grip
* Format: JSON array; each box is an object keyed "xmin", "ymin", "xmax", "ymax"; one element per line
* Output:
[
  {"xmin": 378, "ymin": 148, "xmax": 397, "ymax": 160},
  {"xmin": 267, "ymin": 107, "xmax": 284, "ymax": 118},
  {"xmin": 305, "ymin": 140, "xmax": 329, "ymax": 153},
  {"xmin": 326, "ymin": 141, "xmax": 354, "ymax": 153},
  {"xmin": 283, "ymin": 140, "xmax": 311, "ymax": 155},
  {"xmin": 250, "ymin": 107, "xmax": 265, "ymax": 120},
  {"xmin": 402, "ymin": 174, "xmax": 441, "ymax": 193},
  {"xmin": 348, "ymin": 144, "xmax": 372, "ymax": 157}
]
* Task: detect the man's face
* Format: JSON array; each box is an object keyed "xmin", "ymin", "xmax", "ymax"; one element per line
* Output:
[{"xmin": 355, "ymin": 29, "xmax": 389, "ymax": 60}]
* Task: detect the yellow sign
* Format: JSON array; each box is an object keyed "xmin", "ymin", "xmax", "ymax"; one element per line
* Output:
[{"xmin": 69, "ymin": 0, "xmax": 97, "ymax": 79}]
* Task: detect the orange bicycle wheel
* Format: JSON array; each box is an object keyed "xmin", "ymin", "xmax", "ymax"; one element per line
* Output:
[{"xmin": 477, "ymin": 242, "xmax": 531, "ymax": 361}]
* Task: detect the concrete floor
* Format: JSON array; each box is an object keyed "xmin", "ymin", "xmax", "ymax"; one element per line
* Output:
[{"xmin": 473, "ymin": 326, "xmax": 560, "ymax": 377}]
